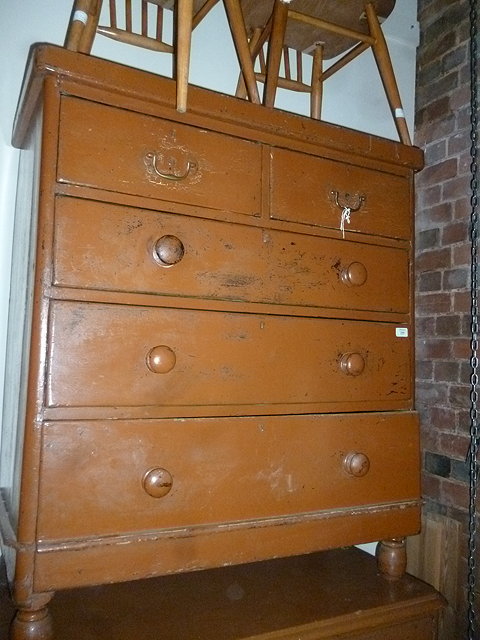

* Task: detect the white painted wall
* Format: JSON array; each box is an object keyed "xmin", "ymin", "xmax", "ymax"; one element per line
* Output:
[{"xmin": 0, "ymin": 0, "xmax": 418, "ymax": 539}]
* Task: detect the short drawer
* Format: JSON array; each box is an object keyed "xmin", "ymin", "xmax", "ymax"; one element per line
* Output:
[
  {"xmin": 57, "ymin": 97, "xmax": 262, "ymax": 216},
  {"xmin": 270, "ymin": 148, "xmax": 411, "ymax": 239},
  {"xmin": 46, "ymin": 301, "xmax": 412, "ymax": 411},
  {"xmin": 37, "ymin": 412, "xmax": 420, "ymax": 539},
  {"xmin": 53, "ymin": 196, "xmax": 410, "ymax": 314}
]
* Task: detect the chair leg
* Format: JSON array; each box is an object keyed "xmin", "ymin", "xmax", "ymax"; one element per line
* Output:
[
  {"xmin": 65, "ymin": 0, "xmax": 102, "ymax": 53},
  {"xmin": 365, "ymin": 2, "xmax": 411, "ymax": 145},
  {"xmin": 224, "ymin": 0, "xmax": 260, "ymax": 104},
  {"xmin": 310, "ymin": 43, "xmax": 323, "ymax": 120},
  {"xmin": 176, "ymin": 0, "xmax": 194, "ymax": 112},
  {"xmin": 264, "ymin": 0, "xmax": 289, "ymax": 108}
]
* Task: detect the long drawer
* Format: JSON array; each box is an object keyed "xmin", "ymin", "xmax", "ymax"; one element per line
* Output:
[
  {"xmin": 37, "ymin": 412, "xmax": 420, "ymax": 540},
  {"xmin": 46, "ymin": 300, "xmax": 412, "ymax": 411},
  {"xmin": 53, "ymin": 196, "xmax": 410, "ymax": 314},
  {"xmin": 56, "ymin": 97, "xmax": 262, "ymax": 216},
  {"xmin": 270, "ymin": 148, "xmax": 411, "ymax": 239}
]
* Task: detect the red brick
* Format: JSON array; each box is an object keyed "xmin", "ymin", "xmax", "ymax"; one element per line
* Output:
[
  {"xmin": 442, "ymin": 479, "xmax": 469, "ymax": 511},
  {"xmin": 449, "ymin": 384, "xmax": 471, "ymax": 409},
  {"xmin": 453, "ymin": 290, "xmax": 471, "ymax": 312},
  {"xmin": 456, "ymin": 106, "xmax": 470, "ymax": 130},
  {"xmin": 452, "ymin": 337, "xmax": 472, "ymax": 359},
  {"xmin": 458, "ymin": 150, "xmax": 472, "ymax": 176},
  {"xmin": 454, "ymin": 197, "xmax": 473, "ymax": 219},
  {"xmin": 434, "ymin": 360, "xmax": 460, "ymax": 382},
  {"xmin": 417, "ymin": 184, "xmax": 442, "ymax": 208},
  {"xmin": 421, "ymin": 472, "xmax": 443, "ymax": 503},
  {"xmin": 442, "ymin": 221, "xmax": 469, "ymax": 245},
  {"xmin": 416, "ymin": 315, "xmax": 435, "ymax": 337},
  {"xmin": 417, "ymin": 359, "xmax": 434, "ymax": 380},
  {"xmin": 430, "ymin": 406, "xmax": 459, "ymax": 431},
  {"xmin": 443, "ymin": 174, "xmax": 471, "ymax": 200},
  {"xmin": 461, "ymin": 314, "xmax": 471, "ymax": 336},
  {"xmin": 459, "ymin": 61, "xmax": 471, "ymax": 86},
  {"xmin": 417, "ymin": 380, "xmax": 450, "ymax": 404},
  {"xmin": 416, "ymin": 247, "xmax": 451, "ymax": 271},
  {"xmin": 442, "ymin": 43, "xmax": 468, "ymax": 74},
  {"xmin": 425, "ymin": 140, "xmax": 447, "ymax": 165},
  {"xmin": 416, "ymin": 292, "xmax": 452, "ymax": 315},
  {"xmin": 443, "ymin": 267, "xmax": 469, "ymax": 290},
  {"xmin": 420, "ymin": 29, "xmax": 456, "ymax": 63},
  {"xmin": 447, "ymin": 129, "xmax": 471, "ymax": 156},
  {"xmin": 418, "ymin": 338, "xmax": 452, "ymax": 359},
  {"xmin": 459, "ymin": 360, "xmax": 472, "ymax": 384},
  {"xmin": 417, "ymin": 65, "xmax": 458, "ymax": 100},
  {"xmin": 457, "ymin": 19, "xmax": 471, "ymax": 46},
  {"xmin": 418, "ymin": 270, "xmax": 441, "ymax": 292},
  {"xmin": 450, "ymin": 84, "xmax": 471, "ymax": 111},
  {"xmin": 456, "ymin": 409, "xmax": 473, "ymax": 434},
  {"xmin": 417, "ymin": 202, "xmax": 454, "ymax": 229},
  {"xmin": 417, "ymin": 158, "xmax": 457, "ymax": 186},
  {"xmin": 452, "ymin": 243, "xmax": 471, "ymax": 266},
  {"xmin": 417, "ymin": 59, "xmax": 443, "ymax": 97},
  {"xmin": 422, "ymin": 3, "xmax": 468, "ymax": 43},
  {"xmin": 416, "ymin": 75, "xmax": 459, "ymax": 116},
  {"xmin": 426, "ymin": 114, "xmax": 457, "ymax": 143},
  {"xmin": 420, "ymin": 429, "xmax": 440, "ymax": 452},
  {"xmin": 436, "ymin": 314, "xmax": 461, "ymax": 336},
  {"xmin": 438, "ymin": 433, "xmax": 470, "ymax": 458},
  {"xmin": 416, "ymin": 228, "xmax": 440, "ymax": 251}
]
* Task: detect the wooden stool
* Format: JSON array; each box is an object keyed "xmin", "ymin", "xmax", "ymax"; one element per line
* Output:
[
  {"xmin": 230, "ymin": 0, "xmax": 411, "ymax": 145},
  {"xmin": 17, "ymin": 548, "xmax": 445, "ymax": 639},
  {"xmin": 64, "ymin": 0, "xmax": 220, "ymax": 112}
]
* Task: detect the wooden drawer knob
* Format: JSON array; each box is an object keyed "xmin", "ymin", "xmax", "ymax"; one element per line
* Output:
[
  {"xmin": 340, "ymin": 352, "xmax": 365, "ymax": 376},
  {"xmin": 153, "ymin": 235, "xmax": 185, "ymax": 266},
  {"xmin": 341, "ymin": 262, "xmax": 367, "ymax": 286},
  {"xmin": 343, "ymin": 452, "xmax": 370, "ymax": 477},
  {"xmin": 146, "ymin": 345, "xmax": 176, "ymax": 373},
  {"xmin": 142, "ymin": 467, "xmax": 173, "ymax": 498}
]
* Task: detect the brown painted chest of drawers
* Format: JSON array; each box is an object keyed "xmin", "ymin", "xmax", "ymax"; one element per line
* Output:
[{"xmin": 0, "ymin": 45, "xmax": 424, "ymax": 637}]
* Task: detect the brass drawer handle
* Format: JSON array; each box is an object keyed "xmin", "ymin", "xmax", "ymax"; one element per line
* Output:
[
  {"xmin": 340, "ymin": 261, "xmax": 367, "ymax": 287},
  {"xmin": 153, "ymin": 235, "xmax": 185, "ymax": 266},
  {"xmin": 142, "ymin": 467, "xmax": 173, "ymax": 498},
  {"xmin": 331, "ymin": 191, "xmax": 366, "ymax": 238},
  {"xmin": 331, "ymin": 190, "xmax": 366, "ymax": 213},
  {"xmin": 146, "ymin": 345, "xmax": 176, "ymax": 374},
  {"xmin": 340, "ymin": 352, "xmax": 365, "ymax": 376},
  {"xmin": 145, "ymin": 152, "xmax": 196, "ymax": 181},
  {"xmin": 343, "ymin": 452, "xmax": 370, "ymax": 477}
]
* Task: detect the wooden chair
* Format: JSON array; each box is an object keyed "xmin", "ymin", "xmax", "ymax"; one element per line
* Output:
[
  {"xmin": 64, "ymin": 0, "xmax": 220, "ymax": 112},
  {"xmin": 231, "ymin": 0, "xmax": 411, "ymax": 145}
]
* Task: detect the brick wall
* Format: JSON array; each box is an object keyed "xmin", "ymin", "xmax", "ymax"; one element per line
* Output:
[{"xmin": 415, "ymin": 0, "xmax": 474, "ymax": 633}]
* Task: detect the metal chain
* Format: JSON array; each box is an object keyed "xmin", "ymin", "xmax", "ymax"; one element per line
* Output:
[{"xmin": 467, "ymin": 0, "xmax": 479, "ymax": 635}]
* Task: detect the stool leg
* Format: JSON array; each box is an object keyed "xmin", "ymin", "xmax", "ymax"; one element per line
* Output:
[
  {"xmin": 192, "ymin": 0, "xmax": 220, "ymax": 29},
  {"xmin": 376, "ymin": 538, "xmax": 407, "ymax": 580},
  {"xmin": 65, "ymin": 0, "xmax": 101, "ymax": 53},
  {"xmin": 224, "ymin": 0, "xmax": 260, "ymax": 104},
  {"xmin": 235, "ymin": 27, "xmax": 264, "ymax": 99},
  {"xmin": 310, "ymin": 43, "xmax": 323, "ymax": 120},
  {"xmin": 80, "ymin": 0, "xmax": 102, "ymax": 52},
  {"xmin": 365, "ymin": 2, "xmax": 411, "ymax": 145},
  {"xmin": 264, "ymin": 0, "xmax": 289, "ymax": 108},
  {"xmin": 176, "ymin": 0, "xmax": 194, "ymax": 112}
]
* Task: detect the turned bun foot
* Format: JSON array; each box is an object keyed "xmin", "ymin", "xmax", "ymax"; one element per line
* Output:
[
  {"xmin": 10, "ymin": 595, "xmax": 53, "ymax": 640},
  {"xmin": 376, "ymin": 538, "xmax": 407, "ymax": 581}
]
